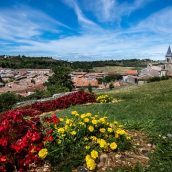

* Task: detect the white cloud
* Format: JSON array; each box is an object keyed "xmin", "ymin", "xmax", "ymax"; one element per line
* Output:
[
  {"xmin": 84, "ymin": 0, "xmax": 154, "ymax": 23},
  {"xmin": 0, "ymin": 6, "xmax": 70, "ymax": 41},
  {"xmin": 61, "ymin": 0, "xmax": 101, "ymax": 32},
  {"xmin": 134, "ymin": 7, "xmax": 172, "ymax": 34}
]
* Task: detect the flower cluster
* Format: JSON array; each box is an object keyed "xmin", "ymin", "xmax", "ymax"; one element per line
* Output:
[
  {"xmin": 0, "ymin": 110, "xmax": 44, "ymax": 172},
  {"xmin": 41, "ymin": 111, "xmax": 131, "ymax": 171},
  {"xmin": 96, "ymin": 94, "xmax": 113, "ymax": 103},
  {"xmin": 30, "ymin": 91, "xmax": 96, "ymax": 113}
]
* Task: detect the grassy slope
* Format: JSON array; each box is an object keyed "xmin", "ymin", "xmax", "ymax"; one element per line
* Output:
[{"xmin": 58, "ymin": 80, "xmax": 172, "ymax": 172}]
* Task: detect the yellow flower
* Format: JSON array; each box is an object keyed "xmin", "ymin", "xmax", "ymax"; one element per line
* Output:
[
  {"xmin": 81, "ymin": 114, "xmax": 86, "ymax": 118},
  {"xmin": 79, "ymin": 122, "xmax": 84, "ymax": 125},
  {"xmin": 116, "ymin": 129, "xmax": 127, "ymax": 135},
  {"xmin": 107, "ymin": 127, "xmax": 113, "ymax": 133},
  {"xmin": 71, "ymin": 110, "xmax": 77, "ymax": 114},
  {"xmin": 126, "ymin": 136, "xmax": 131, "ymax": 140},
  {"xmin": 115, "ymin": 133, "xmax": 119, "ymax": 138},
  {"xmin": 57, "ymin": 140, "xmax": 62, "ymax": 144},
  {"xmin": 99, "ymin": 117, "xmax": 106, "ymax": 124},
  {"xmin": 85, "ymin": 154, "xmax": 91, "ymax": 161},
  {"xmin": 85, "ymin": 145, "xmax": 90, "ymax": 150},
  {"xmin": 86, "ymin": 112, "xmax": 92, "ymax": 117},
  {"xmin": 70, "ymin": 131, "xmax": 77, "ymax": 135},
  {"xmin": 90, "ymin": 136, "xmax": 97, "ymax": 141},
  {"xmin": 38, "ymin": 148, "xmax": 48, "ymax": 159},
  {"xmin": 99, "ymin": 128, "xmax": 106, "ymax": 133},
  {"xmin": 97, "ymin": 139, "xmax": 108, "ymax": 148},
  {"xmin": 84, "ymin": 137, "xmax": 89, "ymax": 141},
  {"xmin": 59, "ymin": 118, "xmax": 64, "ymax": 122},
  {"xmin": 71, "ymin": 111, "xmax": 79, "ymax": 116},
  {"xmin": 110, "ymin": 142, "xmax": 117, "ymax": 150},
  {"xmin": 86, "ymin": 157, "xmax": 96, "ymax": 170},
  {"xmin": 66, "ymin": 119, "xmax": 72, "ymax": 125},
  {"xmin": 84, "ymin": 118, "xmax": 89, "ymax": 123},
  {"xmin": 90, "ymin": 150, "xmax": 98, "ymax": 159},
  {"xmin": 57, "ymin": 128, "xmax": 65, "ymax": 134},
  {"xmin": 88, "ymin": 126, "xmax": 94, "ymax": 132},
  {"xmin": 64, "ymin": 125, "xmax": 69, "ymax": 130},
  {"xmin": 92, "ymin": 119, "xmax": 98, "ymax": 125}
]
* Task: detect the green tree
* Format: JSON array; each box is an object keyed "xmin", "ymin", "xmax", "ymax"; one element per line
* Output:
[
  {"xmin": 46, "ymin": 66, "xmax": 74, "ymax": 94},
  {"xmin": 88, "ymin": 83, "xmax": 92, "ymax": 93},
  {"xmin": 0, "ymin": 92, "xmax": 21, "ymax": 112}
]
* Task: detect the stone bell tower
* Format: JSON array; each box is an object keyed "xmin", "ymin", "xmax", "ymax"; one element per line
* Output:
[{"xmin": 166, "ymin": 46, "xmax": 172, "ymax": 63}]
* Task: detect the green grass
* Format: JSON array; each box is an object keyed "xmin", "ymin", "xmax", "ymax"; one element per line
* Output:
[{"xmin": 58, "ymin": 80, "xmax": 172, "ymax": 172}]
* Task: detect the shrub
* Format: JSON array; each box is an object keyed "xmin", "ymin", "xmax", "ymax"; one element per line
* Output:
[
  {"xmin": 0, "ymin": 92, "xmax": 21, "ymax": 112},
  {"xmin": 88, "ymin": 83, "xmax": 92, "ymax": 93},
  {"xmin": 109, "ymin": 82, "xmax": 114, "ymax": 90}
]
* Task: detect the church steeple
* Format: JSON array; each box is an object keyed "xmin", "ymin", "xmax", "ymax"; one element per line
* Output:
[{"xmin": 166, "ymin": 45, "xmax": 172, "ymax": 57}]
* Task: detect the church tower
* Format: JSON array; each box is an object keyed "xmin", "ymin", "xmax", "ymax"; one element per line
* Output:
[{"xmin": 166, "ymin": 46, "xmax": 172, "ymax": 63}]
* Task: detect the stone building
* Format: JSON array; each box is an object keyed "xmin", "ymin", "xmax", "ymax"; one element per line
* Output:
[
  {"xmin": 166, "ymin": 46, "xmax": 172, "ymax": 63},
  {"xmin": 165, "ymin": 46, "xmax": 172, "ymax": 72}
]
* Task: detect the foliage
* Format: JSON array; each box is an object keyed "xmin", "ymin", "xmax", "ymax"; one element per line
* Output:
[
  {"xmin": 148, "ymin": 76, "xmax": 169, "ymax": 82},
  {"xmin": 24, "ymin": 90, "xmax": 51, "ymax": 100},
  {"xmin": 0, "ymin": 92, "xmax": 22, "ymax": 112},
  {"xmin": 46, "ymin": 66, "xmax": 74, "ymax": 94},
  {"xmin": 109, "ymin": 83, "xmax": 114, "ymax": 90},
  {"xmin": 96, "ymin": 94, "xmax": 113, "ymax": 103},
  {"xmin": 0, "ymin": 56, "xmax": 70, "ymax": 69},
  {"xmin": 88, "ymin": 83, "xmax": 93, "ymax": 93},
  {"xmin": 0, "ymin": 56, "xmax": 152, "ymax": 70},
  {"xmin": 41, "ymin": 111, "xmax": 131, "ymax": 171}
]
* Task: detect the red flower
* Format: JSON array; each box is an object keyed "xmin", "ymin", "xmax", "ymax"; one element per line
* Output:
[
  {"xmin": 31, "ymin": 132, "xmax": 41, "ymax": 142},
  {"xmin": 44, "ymin": 135, "xmax": 54, "ymax": 142},
  {"xmin": 11, "ymin": 137, "xmax": 28, "ymax": 153},
  {"xmin": 0, "ymin": 138, "xmax": 8, "ymax": 147},
  {"xmin": 0, "ymin": 155, "xmax": 7, "ymax": 162},
  {"xmin": 51, "ymin": 114, "xmax": 60, "ymax": 124}
]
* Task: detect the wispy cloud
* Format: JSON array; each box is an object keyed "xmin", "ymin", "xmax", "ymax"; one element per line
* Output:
[
  {"xmin": 0, "ymin": 6, "xmax": 70, "ymax": 42},
  {"xmin": 62, "ymin": 0, "xmax": 101, "ymax": 32},
  {"xmin": 85, "ymin": 0, "xmax": 154, "ymax": 23}
]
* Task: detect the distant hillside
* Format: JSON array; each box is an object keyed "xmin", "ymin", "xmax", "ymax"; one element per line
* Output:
[
  {"xmin": 0, "ymin": 55, "xmax": 71, "ymax": 69},
  {"xmin": 0, "ymin": 55, "xmax": 154, "ymax": 70}
]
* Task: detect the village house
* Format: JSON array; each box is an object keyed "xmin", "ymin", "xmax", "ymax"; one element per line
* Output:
[
  {"xmin": 0, "ymin": 68, "xmax": 52, "ymax": 96},
  {"xmin": 123, "ymin": 46, "xmax": 171, "ymax": 85},
  {"xmin": 122, "ymin": 70, "xmax": 138, "ymax": 84},
  {"xmin": 71, "ymin": 72, "xmax": 106, "ymax": 89}
]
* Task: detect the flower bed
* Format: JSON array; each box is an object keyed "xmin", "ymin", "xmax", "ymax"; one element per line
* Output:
[
  {"xmin": 0, "ymin": 91, "xmax": 96, "ymax": 172},
  {"xmin": 39, "ymin": 111, "xmax": 131, "ymax": 171},
  {"xmin": 0, "ymin": 91, "xmax": 96, "ymax": 120},
  {"xmin": 0, "ymin": 110, "xmax": 43, "ymax": 172}
]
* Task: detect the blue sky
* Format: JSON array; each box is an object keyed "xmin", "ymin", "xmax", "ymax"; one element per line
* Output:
[{"xmin": 0, "ymin": 0, "xmax": 172, "ymax": 61}]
